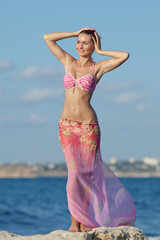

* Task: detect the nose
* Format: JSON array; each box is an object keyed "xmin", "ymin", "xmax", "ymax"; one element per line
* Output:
[{"xmin": 79, "ymin": 43, "xmax": 83, "ymax": 48}]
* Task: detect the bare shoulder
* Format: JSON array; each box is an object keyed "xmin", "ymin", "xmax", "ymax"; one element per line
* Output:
[{"xmin": 64, "ymin": 55, "xmax": 76, "ymax": 72}]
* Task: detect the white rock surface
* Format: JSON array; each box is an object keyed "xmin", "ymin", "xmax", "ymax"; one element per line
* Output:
[{"xmin": 0, "ymin": 226, "xmax": 146, "ymax": 240}]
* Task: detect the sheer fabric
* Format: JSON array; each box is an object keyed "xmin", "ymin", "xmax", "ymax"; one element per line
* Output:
[{"xmin": 59, "ymin": 118, "xmax": 136, "ymax": 228}]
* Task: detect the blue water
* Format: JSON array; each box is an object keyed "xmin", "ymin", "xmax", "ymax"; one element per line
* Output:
[{"xmin": 0, "ymin": 177, "xmax": 160, "ymax": 238}]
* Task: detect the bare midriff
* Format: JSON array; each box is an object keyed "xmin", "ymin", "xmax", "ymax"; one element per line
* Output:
[{"xmin": 60, "ymin": 86, "xmax": 98, "ymax": 124}]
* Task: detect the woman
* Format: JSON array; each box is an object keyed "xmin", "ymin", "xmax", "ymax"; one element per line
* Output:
[{"xmin": 43, "ymin": 28, "xmax": 136, "ymax": 232}]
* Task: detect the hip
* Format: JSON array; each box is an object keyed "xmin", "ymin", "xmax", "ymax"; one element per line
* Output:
[{"xmin": 59, "ymin": 117, "xmax": 101, "ymax": 150}]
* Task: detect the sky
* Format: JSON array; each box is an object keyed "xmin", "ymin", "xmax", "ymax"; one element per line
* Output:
[{"xmin": 0, "ymin": 0, "xmax": 160, "ymax": 163}]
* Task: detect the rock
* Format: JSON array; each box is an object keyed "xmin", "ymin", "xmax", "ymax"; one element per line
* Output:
[
  {"xmin": 0, "ymin": 226, "xmax": 146, "ymax": 240},
  {"xmin": 0, "ymin": 230, "xmax": 90, "ymax": 240},
  {"xmin": 90, "ymin": 226, "xmax": 146, "ymax": 240}
]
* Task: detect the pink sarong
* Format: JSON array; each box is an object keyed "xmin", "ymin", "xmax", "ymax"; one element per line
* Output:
[{"xmin": 59, "ymin": 118, "xmax": 136, "ymax": 228}]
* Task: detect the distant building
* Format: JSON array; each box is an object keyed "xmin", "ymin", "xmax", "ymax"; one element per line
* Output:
[
  {"xmin": 109, "ymin": 157, "xmax": 117, "ymax": 164},
  {"xmin": 47, "ymin": 163, "xmax": 55, "ymax": 169},
  {"xmin": 129, "ymin": 158, "xmax": 135, "ymax": 164},
  {"xmin": 143, "ymin": 157, "xmax": 159, "ymax": 166}
]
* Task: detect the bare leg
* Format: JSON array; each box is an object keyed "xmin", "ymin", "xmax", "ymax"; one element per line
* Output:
[
  {"xmin": 68, "ymin": 215, "xmax": 80, "ymax": 232},
  {"xmin": 80, "ymin": 223, "xmax": 92, "ymax": 232}
]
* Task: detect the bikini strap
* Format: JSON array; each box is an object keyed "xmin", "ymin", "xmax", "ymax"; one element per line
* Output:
[
  {"xmin": 92, "ymin": 61, "xmax": 95, "ymax": 76},
  {"xmin": 67, "ymin": 60, "xmax": 76, "ymax": 73}
]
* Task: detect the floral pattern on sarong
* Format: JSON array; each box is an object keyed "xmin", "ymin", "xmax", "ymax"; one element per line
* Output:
[{"xmin": 59, "ymin": 118, "xmax": 101, "ymax": 172}]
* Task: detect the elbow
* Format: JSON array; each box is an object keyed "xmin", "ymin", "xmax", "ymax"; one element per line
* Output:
[
  {"xmin": 123, "ymin": 52, "xmax": 130, "ymax": 60},
  {"xmin": 43, "ymin": 34, "xmax": 47, "ymax": 40},
  {"xmin": 126, "ymin": 52, "xmax": 130, "ymax": 59},
  {"xmin": 120, "ymin": 52, "xmax": 130, "ymax": 63},
  {"xmin": 43, "ymin": 34, "xmax": 50, "ymax": 41}
]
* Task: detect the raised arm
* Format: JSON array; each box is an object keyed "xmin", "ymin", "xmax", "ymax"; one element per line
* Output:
[
  {"xmin": 92, "ymin": 32, "xmax": 130, "ymax": 80},
  {"xmin": 43, "ymin": 32, "xmax": 77, "ymax": 65},
  {"xmin": 43, "ymin": 28, "xmax": 93, "ymax": 65}
]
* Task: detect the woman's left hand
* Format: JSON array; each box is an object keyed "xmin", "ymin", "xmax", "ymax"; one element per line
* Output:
[{"xmin": 92, "ymin": 32, "xmax": 101, "ymax": 54}]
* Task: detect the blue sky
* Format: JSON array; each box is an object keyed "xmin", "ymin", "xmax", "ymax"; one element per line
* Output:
[{"xmin": 0, "ymin": 0, "xmax": 160, "ymax": 163}]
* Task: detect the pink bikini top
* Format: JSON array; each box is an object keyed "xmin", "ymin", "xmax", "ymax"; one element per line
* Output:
[{"xmin": 63, "ymin": 60, "xmax": 96, "ymax": 92}]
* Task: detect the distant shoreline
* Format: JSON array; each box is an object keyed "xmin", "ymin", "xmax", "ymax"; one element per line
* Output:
[
  {"xmin": 0, "ymin": 170, "xmax": 160, "ymax": 178},
  {"xmin": 0, "ymin": 162, "xmax": 160, "ymax": 178}
]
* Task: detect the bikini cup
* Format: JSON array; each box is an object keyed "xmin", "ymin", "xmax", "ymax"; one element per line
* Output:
[{"xmin": 63, "ymin": 60, "xmax": 96, "ymax": 92}]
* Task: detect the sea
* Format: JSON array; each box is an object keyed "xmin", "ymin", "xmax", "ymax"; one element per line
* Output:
[{"xmin": 0, "ymin": 177, "xmax": 160, "ymax": 239}]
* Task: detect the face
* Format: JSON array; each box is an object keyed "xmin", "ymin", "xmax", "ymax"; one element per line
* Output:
[{"xmin": 76, "ymin": 33, "xmax": 95, "ymax": 57}]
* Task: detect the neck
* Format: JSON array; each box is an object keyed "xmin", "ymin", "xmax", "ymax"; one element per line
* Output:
[{"xmin": 77, "ymin": 57, "xmax": 93, "ymax": 67}]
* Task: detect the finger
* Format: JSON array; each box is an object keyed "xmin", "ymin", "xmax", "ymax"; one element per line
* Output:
[
  {"xmin": 94, "ymin": 32, "xmax": 101, "ymax": 42},
  {"xmin": 84, "ymin": 27, "xmax": 93, "ymax": 30},
  {"xmin": 83, "ymin": 27, "xmax": 96, "ymax": 31},
  {"xmin": 94, "ymin": 32, "xmax": 99, "ymax": 41},
  {"xmin": 94, "ymin": 31, "xmax": 99, "ymax": 37},
  {"xmin": 92, "ymin": 36, "xmax": 96, "ymax": 43}
]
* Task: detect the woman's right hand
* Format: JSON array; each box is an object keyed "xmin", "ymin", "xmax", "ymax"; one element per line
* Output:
[{"xmin": 75, "ymin": 27, "xmax": 96, "ymax": 36}]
